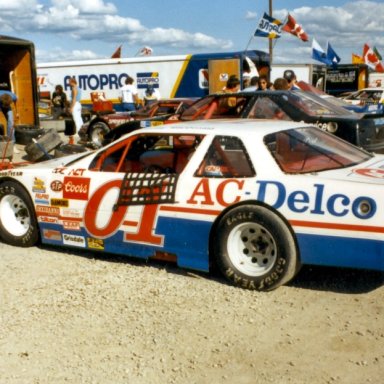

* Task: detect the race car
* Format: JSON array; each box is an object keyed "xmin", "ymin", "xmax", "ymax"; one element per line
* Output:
[
  {"xmin": 78, "ymin": 98, "xmax": 195, "ymax": 148},
  {"xmin": 340, "ymin": 87, "xmax": 384, "ymax": 106},
  {"xmin": 0, "ymin": 119, "xmax": 383, "ymax": 290},
  {"xmin": 107, "ymin": 91, "xmax": 384, "ymax": 153}
]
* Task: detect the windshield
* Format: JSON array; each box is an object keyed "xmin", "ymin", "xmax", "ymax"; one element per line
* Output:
[
  {"xmin": 344, "ymin": 89, "xmax": 383, "ymax": 102},
  {"xmin": 264, "ymin": 126, "xmax": 372, "ymax": 174},
  {"xmin": 288, "ymin": 90, "xmax": 354, "ymax": 116}
]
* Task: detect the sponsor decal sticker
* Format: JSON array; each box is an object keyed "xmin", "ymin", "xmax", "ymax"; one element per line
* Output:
[
  {"xmin": 61, "ymin": 209, "xmax": 81, "ymax": 219},
  {"xmin": 42, "ymin": 229, "xmax": 62, "ymax": 241},
  {"xmin": 87, "ymin": 238, "xmax": 105, "ymax": 250},
  {"xmin": 51, "ymin": 198, "xmax": 69, "ymax": 208},
  {"xmin": 63, "ymin": 220, "xmax": 81, "ymax": 231},
  {"xmin": 36, "ymin": 205, "xmax": 60, "ymax": 216},
  {"xmin": 39, "ymin": 216, "xmax": 59, "ymax": 224},
  {"xmin": 63, "ymin": 234, "xmax": 86, "ymax": 247},
  {"xmin": 51, "ymin": 180, "xmax": 63, "ymax": 192},
  {"xmin": 353, "ymin": 168, "xmax": 384, "ymax": 178},
  {"xmin": 35, "ymin": 193, "xmax": 50, "ymax": 205},
  {"xmin": 32, "ymin": 177, "xmax": 46, "ymax": 193},
  {"xmin": 63, "ymin": 177, "xmax": 90, "ymax": 200}
]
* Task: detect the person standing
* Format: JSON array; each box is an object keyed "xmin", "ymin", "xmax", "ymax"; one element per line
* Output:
[
  {"xmin": 119, "ymin": 76, "xmax": 139, "ymax": 111},
  {"xmin": 283, "ymin": 70, "xmax": 300, "ymax": 90},
  {"xmin": 243, "ymin": 76, "xmax": 259, "ymax": 92},
  {"xmin": 257, "ymin": 75, "xmax": 271, "ymax": 90},
  {"xmin": 143, "ymin": 84, "xmax": 160, "ymax": 106},
  {"xmin": 222, "ymin": 75, "xmax": 241, "ymax": 93},
  {"xmin": 0, "ymin": 84, "xmax": 18, "ymax": 153},
  {"xmin": 68, "ymin": 77, "xmax": 83, "ymax": 144},
  {"xmin": 51, "ymin": 84, "xmax": 67, "ymax": 118}
]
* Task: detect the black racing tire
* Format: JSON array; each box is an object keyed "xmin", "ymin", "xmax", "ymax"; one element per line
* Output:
[
  {"xmin": 0, "ymin": 136, "xmax": 13, "ymax": 159},
  {"xmin": 25, "ymin": 128, "xmax": 62, "ymax": 162},
  {"xmin": 213, "ymin": 204, "xmax": 299, "ymax": 291},
  {"xmin": 89, "ymin": 121, "xmax": 110, "ymax": 148},
  {"xmin": 15, "ymin": 124, "xmax": 45, "ymax": 145},
  {"xmin": 0, "ymin": 181, "xmax": 39, "ymax": 247},
  {"xmin": 54, "ymin": 144, "xmax": 87, "ymax": 158}
]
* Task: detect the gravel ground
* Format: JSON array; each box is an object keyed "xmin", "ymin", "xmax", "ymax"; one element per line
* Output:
[{"xmin": 1, "ymin": 241, "xmax": 383, "ymax": 384}]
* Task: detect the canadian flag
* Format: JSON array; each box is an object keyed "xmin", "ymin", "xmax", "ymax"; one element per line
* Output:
[
  {"xmin": 363, "ymin": 44, "xmax": 384, "ymax": 72},
  {"xmin": 282, "ymin": 14, "xmax": 308, "ymax": 42},
  {"xmin": 140, "ymin": 46, "xmax": 153, "ymax": 56}
]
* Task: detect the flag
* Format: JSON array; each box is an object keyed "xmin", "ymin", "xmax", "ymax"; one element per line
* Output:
[
  {"xmin": 373, "ymin": 46, "xmax": 382, "ymax": 61},
  {"xmin": 282, "ymin": 14, "xmax": 308, "ymax": 42},
  {"xmin": 139, "ymin": 46, "xmax": 153, "ymax": 56},
  {"xmin": 363, "ymin": 44, "xmax": 384, "ymax": 72},
  {"xmin": 254, "ymin": 12, "xmax": 283, "ymax": 39},
  {"xmin": 111, "ymin": 45, "xmax": 122, "ymax": 59},
  {"xmin": 326, "ymin": 42, "xmax": 341, "ymax": 67},
  {"xmin": 352, "ymin": 53, "xmax": 364, "ymax": 64},
  {"xmin": 311, "ymin": 39, "xmax": 332, "ymax": 65}
]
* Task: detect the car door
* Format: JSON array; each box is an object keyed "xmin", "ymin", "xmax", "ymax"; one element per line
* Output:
[{"xmin": 82, "ymin": 132, "xmax": 203, "ymax": 259}]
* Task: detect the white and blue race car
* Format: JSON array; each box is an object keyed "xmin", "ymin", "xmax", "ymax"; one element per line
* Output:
[{"xmin": 0, "ymin": 119, "xmax": 383, "ymax": 290}]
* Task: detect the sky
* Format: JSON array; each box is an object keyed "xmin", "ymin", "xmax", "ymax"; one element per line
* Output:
[{"xmin": 0, "ymin": 0, "xmax": 383, "ymax": 65}]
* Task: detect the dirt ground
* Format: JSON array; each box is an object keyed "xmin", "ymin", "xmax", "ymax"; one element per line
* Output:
[{"xmin": 0, "ymin": 240, "xmax": 383, "ymax": 384}]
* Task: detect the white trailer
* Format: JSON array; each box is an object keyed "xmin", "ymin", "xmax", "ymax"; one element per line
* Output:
[{"xmin": 37, "ymin": 50, "xmax": 269, "ymax": 111}]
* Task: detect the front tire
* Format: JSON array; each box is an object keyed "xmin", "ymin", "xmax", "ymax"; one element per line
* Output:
[
  {"xmin": 0, "ymin": 181, "xmax": 39, "ymax": 247},
  {"xmin": 213, "ymin": 204, "xmax": 299, "ymax": 291}
]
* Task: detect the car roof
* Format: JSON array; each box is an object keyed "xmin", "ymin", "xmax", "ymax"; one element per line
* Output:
[{"xmin": 132, "ymin": 118, "xmax": 313, "ymax": 137}]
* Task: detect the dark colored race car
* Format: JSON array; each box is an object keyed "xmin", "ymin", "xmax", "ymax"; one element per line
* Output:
[
  {"xmin": 171, "ymin": 90, "xmax": 384, "ymax": 153},
  {"xmin": 105, "ymin": 91, "xmax": 384, "ymax": 153},
  {"xmin": 78, "ymin": 98, "xmax": 195, "ymax": 148}
]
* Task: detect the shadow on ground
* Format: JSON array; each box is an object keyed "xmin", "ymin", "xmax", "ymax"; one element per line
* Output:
[{"xmin": 42, "ymin": 245, "xmax": 383, "ymax": 294}]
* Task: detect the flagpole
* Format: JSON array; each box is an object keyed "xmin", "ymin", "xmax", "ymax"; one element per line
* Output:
[{"xmin": 269, "ymin": 0, "xmax": 273, "ymax": 65}]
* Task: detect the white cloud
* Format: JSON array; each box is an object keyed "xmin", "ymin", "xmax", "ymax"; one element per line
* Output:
[
  {"xmin": 0, "ymin": 0, "xmax": 231, "ymax": 61},
  {"xmin": 245, "ymin": 11, "xmax": 257, "ymax": 20},
  {"xmin": 50, "ymin": 0, "xmax": 117, "ymax": 14}
]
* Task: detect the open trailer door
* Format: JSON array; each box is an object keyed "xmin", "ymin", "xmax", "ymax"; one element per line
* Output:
[
  {"xmin": 0, "ymin": 35, "xmax": 39, "ymax": 132},
  {"xmin": 208, "ymin": 58, "xmax": 241, "ymax": 94}
]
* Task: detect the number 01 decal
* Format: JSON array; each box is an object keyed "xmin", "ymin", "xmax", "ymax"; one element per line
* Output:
[{"xmin": 84, "ymin": 180, "xmax": 164, "ymax": 246}]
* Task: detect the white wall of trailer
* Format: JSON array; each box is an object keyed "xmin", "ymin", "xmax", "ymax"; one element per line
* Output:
[{"xmin": 37, "ymin": 55, "xmax": 190, "ymax": 104}]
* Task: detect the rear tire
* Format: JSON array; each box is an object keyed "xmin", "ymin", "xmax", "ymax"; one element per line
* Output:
[
  {"xmin": 213, "ymin": 204, "xmax": 299, "ymax": 291},
  {"xmin": 90, "ymin": 122, "xmax": 110, "ymax": 148},
  {"xmin": 0, "ymin": 181, "xmax": 39, "ymax": 247}
]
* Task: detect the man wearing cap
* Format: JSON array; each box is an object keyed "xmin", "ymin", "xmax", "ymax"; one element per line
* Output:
[{"xmin": 283, "ymin": 70, "xmax": 300, "ymax": 90}]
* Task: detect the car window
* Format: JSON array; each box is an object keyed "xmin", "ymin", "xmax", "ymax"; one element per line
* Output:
[
  {"xmin": 89, "ymin": 133, "xmax": 203, "ymax": 174},
  {"xmin": 290, "ymin": 91, "xmax": 352, "ymax": 116},
  {"xmin": 264, "ymin": 127, "xmax": 372, "ymax": 174},
  {"xmin": 181, "ymin": 95, "xmax": 248, "ymax": 120},
  {"xmin": 248, "ymin": 98, "xmax": 291, "ymax": 120},
  {"xmin": 196, "ymin": 136, "xmax": 255, "ymax": 178}
]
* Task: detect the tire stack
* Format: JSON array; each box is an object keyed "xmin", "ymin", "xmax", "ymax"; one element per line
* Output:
[
  {"xmin": 25, "ymin": 128, "xmax": 63, "ymax": 162},
  {"xmin": 15, "ymin": 124, "xmax": 45, "ymax": 146}
]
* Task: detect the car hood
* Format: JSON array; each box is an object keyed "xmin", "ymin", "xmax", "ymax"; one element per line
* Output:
[{"xmin": 316, "ymin": 156, "xmax": 384, "ymax": 185}]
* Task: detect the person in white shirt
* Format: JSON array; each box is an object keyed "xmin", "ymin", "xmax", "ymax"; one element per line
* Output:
[{"xmin": 119, "ymin": 76, "xmax": 139, "ymax": 112}]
